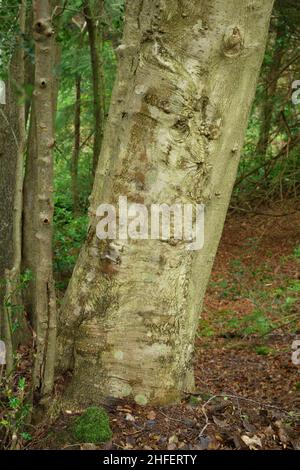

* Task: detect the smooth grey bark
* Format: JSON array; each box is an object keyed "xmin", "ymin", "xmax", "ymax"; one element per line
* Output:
[{"xmin": 58, "ymin": 0, "xmax": 274, "ymax": 406}]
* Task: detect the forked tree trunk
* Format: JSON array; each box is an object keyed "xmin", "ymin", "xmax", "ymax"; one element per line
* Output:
[{"xmin": 58, "ymin": 0, "xmax": 274, "ymax": 406}]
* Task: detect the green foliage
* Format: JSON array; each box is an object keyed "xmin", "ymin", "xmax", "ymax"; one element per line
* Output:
[
  {"xmin": 54, "ymin": 203, "xmax": 88, "ymax": 288},
  {"xmin": 0, "ymin": 0, "xmax": 21, "ymax": 77},
  {"xmin": 293, "ymin": 246, "xmax": 300, "ymax": 259},
  {"xmin": 242, "ymin": 310, "xmax": 275, "ymax": 336},
  {"xmin": 198, "ymin": 319, "xmax": 214, "ymax": 338},
  {"xmin": 72, "ymin": 407, "xmax": 112, "ymax": 444},
  {"xmin": 189, "ymin": 396, "xmax": 201, "ymax": 407},
  {"xmin": 0, "ymin": 273, "xmax": 33, "ymax": 450},
  {"xmin": 200, "ymin": 242, "xmax": 300, "ymax": 341},
  {"xmin": 53, "ymin": 4, "xmax": 121, "ymax": 285},
  {"xmin": 0, "ymin": 270, "xmax": 33, "ymax": 335},
  {"xmin": 105, "ymin": 0, "xmax": 125, "ymax": 32},
  {"xmin": 254, "ymin": 345, "xmax": 272, "ymax": 356},
  {"xmin": 295, "ymin": 382, "xmax": 300, "ymax": 392},
  {"xmin": 209, "ymin": 279, "xmax": 241, "ymax": 300},
  {"xmin": 199, "ymin": 309, "xmax": 275, "ymax": 338},
  {"xmin": 0, "ymin": 374, "xmax": 32, "ymax": 450},
  {"xmin": 233, "ymin": 4, "xmax": 300, "ymax": 206}
]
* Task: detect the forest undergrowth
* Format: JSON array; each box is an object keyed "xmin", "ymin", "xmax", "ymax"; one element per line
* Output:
[{"xmin": 6, "ymin": 200, "xmax": 297, "ymax": 451}]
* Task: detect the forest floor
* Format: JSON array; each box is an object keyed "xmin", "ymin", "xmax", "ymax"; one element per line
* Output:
[{"xmin": 31, "ymin": 201, "xmax": 300, "ymax": 450}]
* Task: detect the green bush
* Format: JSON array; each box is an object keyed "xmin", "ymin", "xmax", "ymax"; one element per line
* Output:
[{"xmin": 72, "ymin": 407, "xmax": 112, "ymax": 444}]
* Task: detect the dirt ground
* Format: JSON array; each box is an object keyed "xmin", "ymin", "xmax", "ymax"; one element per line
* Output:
[{"xmin": 30, "ymin": 204, "xmax": 300, "ymax": 450}]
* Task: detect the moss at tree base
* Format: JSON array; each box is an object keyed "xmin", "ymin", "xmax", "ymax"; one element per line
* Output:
[{"xmin": 72, "ymin": 407, "xmax": 112, "ymax": 443}]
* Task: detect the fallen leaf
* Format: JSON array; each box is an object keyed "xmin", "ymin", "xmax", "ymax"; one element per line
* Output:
[
  {"xmin": 197, "ymin": 436, "xmax": 212, "ymax": 450},
  {"xmin": 125, "ymin": 413, "xmax": 135, "ymax": 422},
  {"xmin": 212, "ymin": 416, "xmax": 228, "ymax": 428},
  {"xmin": 291, "ymin": 437, "xmax": 300, "ymax": 450},
  {"xmin": 168, "ymin": 435, "xmax": 179, "ymax": 445},
  {"xmin": 242, "ymin": 419, "xmax": 257, "ymax": 433},
  {"xmin": 241, "ymin": 435, "xmax": 262, "ymax": 450},
  {"xmin": 147, "ymin": 411, "xmax": 156, "ymax": 420}
]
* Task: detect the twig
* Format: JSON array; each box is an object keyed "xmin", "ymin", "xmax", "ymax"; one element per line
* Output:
[
  {"xmin": 158, "ymin": 410, "xmax": 189, "ymax": 425},
  {"xmin": 234, "ymin": 136, "xmax": 300, "ymax": 188},
  {"xmin": 61, "ymin": 443, "xmax": 81, "ymax": 450},
  {"xmin": 198, "ymin": 392, "xmax": 300, "ymax": 437},
  {"xmin": 199, "ymin": 395, "xmax": 218, "ymax": 437}
]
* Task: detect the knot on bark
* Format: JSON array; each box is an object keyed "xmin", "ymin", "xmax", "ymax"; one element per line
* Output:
[
  {"xmin": 39, "ymin": 78, "xmax": 47, "ymax": 88},
  {"xmin": 116, "ymin": 44, "xmax": 135, "ymax": 58},
  {"xmin": 223, "ymin": 26, "xmax": 244, "ymax": 58},
  {"xmin": 34, "ymin": 19, "xmax": 54, "ymax": 41}
]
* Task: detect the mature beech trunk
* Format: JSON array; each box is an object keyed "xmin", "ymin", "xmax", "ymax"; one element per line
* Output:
[{"xmin": 59, "ymin": 0, "xmax": 274, "ymax": 406}]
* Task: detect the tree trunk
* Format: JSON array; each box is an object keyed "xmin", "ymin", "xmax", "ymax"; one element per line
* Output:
[
  {"xmin": 22, "ymin": 104, "xmax": 38, "ymax": 323},
  {"xmin": 23, "ymin": 1, "xmax": 61, "ymax": 330},
  {"xmin": 0, "ymin": 67, "xmax": 18, "ymax": 372},
  {"xmin": 0, "ymin": 0, "xmax": 28, "ymax": 369},
  {"xmin": 255, "ymin": 20, "xmax": 286, "ymax": 159},
  {"xmin": 30, "ymin": 0, "xmax": 57, "ymax": 401},
  {"xmin": 11, "ymin": 0, "xmax": 27, "ymax": 330},
  {"xmin": 71, "ymin": 74, "xmax": 82, "ymax": 214},
  {"xmin": 83, "ymin": 0, "xmax": 106, "ymax": 178},
  {"xmin": 58, "ymin": 0, "xmax": 274, "ymax": 406}
]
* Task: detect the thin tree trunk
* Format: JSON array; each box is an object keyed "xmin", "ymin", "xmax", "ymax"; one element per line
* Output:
[
  {"xmin": 71, "ymin": 74, "xmax": 82, "ymax": 214},
  {"xmin": 0, "ymin": 0, "xmax": 28, "ymax": 368},
  {"xmin": 31, "ymin": 0, "xmax": 57, "ymax": 401},
  {"xmin": 23, "ymin": 1, "xmax": 61, "ymax": 330},
  {"xmin": 0, "ymin": 75, "xmax": 17, "ymax": 345},
  {"xmin": 22, "ymin": 105, "xmax": 38, "ymax": 323},
  {"xmin": 83, "ymin": 0, "xmax": 105, "ymax": 178},
  {"xmin": 58, "ymin": 0, "xmax": 274, "ymax": 406},
  {"xmin": 11, "ymin": 0, "xmax": 27, "ymax": 295},
  {"xmin": 255, "ymin": 21, "xmax": 286, "ymax": 159},
  {"xmin": 3, "ymin": 272, "xmax": 15, "ymax": 374},
  {"xmin": 25, "ymin": 5, "xmax": 35, "ymax": 126},
  {"xmin": 22, "ymin": 3, "xmax": 38, "ymax": 321}
]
